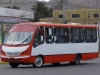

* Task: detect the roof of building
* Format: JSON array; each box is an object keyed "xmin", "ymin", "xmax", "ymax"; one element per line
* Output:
[{"xmin": 0, "ymin": 7, "xmax": 34, "ymax": 19}]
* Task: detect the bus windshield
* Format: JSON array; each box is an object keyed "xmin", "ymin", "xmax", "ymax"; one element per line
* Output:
[{"xmin": 3, "ymin": 32, "xmax": 34, "ymax": 45}]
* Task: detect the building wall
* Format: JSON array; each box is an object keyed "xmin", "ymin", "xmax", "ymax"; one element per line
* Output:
[{"xmin": 39, "ymin": 8, "xmax": 100, "ymax": 24}]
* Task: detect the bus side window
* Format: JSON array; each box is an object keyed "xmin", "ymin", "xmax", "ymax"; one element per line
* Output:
[
  {"xmin": 33, "ymin": 27, "xmax": 44, "ymax": 47},
  {"xmin": 92, "ymin": 29, "xmax": 97, "ymax": 42},
  {"xmin": 45, "ymin": 28, "xmax": 54, "ymax": 43},
  {"xmin": 84, "ymin": 28, "xmax": 97, "ymax": 43},
  {"xmin": 54, "ymin": 28, "xmax": 69, "ymax": 43},
  {"xmin": 70, "ymin": 28, "xmax": 84, "ymax": 43},
  {"xmin": 84, "ymin": 29, "xmax": 91, "ymax": 42}
]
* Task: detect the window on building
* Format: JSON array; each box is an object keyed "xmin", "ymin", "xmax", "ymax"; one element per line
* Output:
[
  {"xmin": 70, "ymin": 28, "xmax": 84, "ymax": 43},
  {"xmin": 59, "ymin": 14, "xmax": 63, "ymax": 18},
  {"xmin": 88, "ymin": 13, "xmax": 90, "ymax": 18},
  {"xmin": 72, "ymin": 14, "xmax": 80, "ymax": 18},
  {"xmin": 94, "ymin": 13, "xmax": 99, "ymax": 17},
  {"xmin": 45, "ymin": 28, "xmax": 54, "ymax": 43},
  {"xmin": 54, "ymin": 28, "xmax": 69, "ymax": 43},
  {"xmin": 84, "ymin": 28, "xmax": 97, "ymax": 42}
]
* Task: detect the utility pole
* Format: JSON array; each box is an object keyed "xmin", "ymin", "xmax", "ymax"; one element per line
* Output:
[
  {"xmin": 63, "ymin": 0, "xmax": 66, "ymax": 24},
  {"xmin": 1, "ymin": 24, "xmax": 3, "ymax": 44},
  {"xmin": 0, "ymin": 19, "xmax": 3, "ymax": 44},
  {"xmin": 95, "ymin": 0, "xmax": 97, "ymax": 25}
]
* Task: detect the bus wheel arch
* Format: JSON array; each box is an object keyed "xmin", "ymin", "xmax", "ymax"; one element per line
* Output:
[
  {"xmin": 33, "ymin": 55, "xmax": 44, "ymax": 68},
  {"xmin": 70, "ymin": 54, "xmax": 81, "ymax": 65}
]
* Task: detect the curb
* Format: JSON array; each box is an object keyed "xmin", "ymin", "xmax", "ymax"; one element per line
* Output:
[{"xmin": 0, "ymin": 62, "xmax": 8, "ymax": 64}]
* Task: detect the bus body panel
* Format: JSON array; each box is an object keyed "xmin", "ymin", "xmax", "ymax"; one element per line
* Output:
[
  {"xmin": 43, "ymin": 52, "xmax": 98, "ymax": 63},
  {"xmin": 2, "ymin": 45, "xmax": 29, "ymax": 52},
  {"xmin": 31, "ymin": 41, "xmax": 99, "ymax": 63},
  {"xmin": 31, "ymin": 42, "xmax": 99, "ymax": 55}
]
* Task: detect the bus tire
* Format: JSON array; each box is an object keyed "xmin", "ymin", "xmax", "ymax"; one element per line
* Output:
[
  {"xmin": 70, "ymin": 55, "xmax": 81, "ymax": 65},
  {"xmin": 9, "ymin": 62, "xmax": 19, "ymax": 68},
  {"xmin": 33, "ymin": 56, "xmax": 43, "ymax": 68}
]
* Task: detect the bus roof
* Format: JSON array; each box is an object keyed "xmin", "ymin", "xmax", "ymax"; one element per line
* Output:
[{"xmin": 14, "ymin": 22, "xmax": 97, "ymax": 29}]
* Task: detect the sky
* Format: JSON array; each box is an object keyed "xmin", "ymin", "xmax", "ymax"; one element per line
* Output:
[{"xmin": 38, "ymin": 0, "xmax": 50, "ymax": 2}]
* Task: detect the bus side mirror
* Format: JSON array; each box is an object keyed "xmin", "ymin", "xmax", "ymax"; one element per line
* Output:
[{"xmin": 33, "ymin": 39, "xmax": 39, "ymax": 47}]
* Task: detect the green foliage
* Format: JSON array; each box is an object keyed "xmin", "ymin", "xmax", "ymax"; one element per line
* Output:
[
  {"xmin": 12, "ymin": 6, "xmax": 20, "ymax": 9},
  {"xmin": 6, "ymin": 6, "xmax": 20, "ymax": 9},
  {"xmin": 6, "ymin": 6, "xmax": 11, "ymax": 9},
  {"xmin": 48, "ymin": 7, "xmax": 53, "ymax": 17},
  {"xmin": 31, "ymin": 1, "xmax": 53, "ymax": 22}
]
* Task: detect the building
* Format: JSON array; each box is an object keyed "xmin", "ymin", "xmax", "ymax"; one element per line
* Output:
[
  {"xmin": 39, "ymin": 7, "xmax": 100, "ymax": 24},
  {"xmin": 0, "ymin": 7, "xmax": 34, "ymax": 45}
]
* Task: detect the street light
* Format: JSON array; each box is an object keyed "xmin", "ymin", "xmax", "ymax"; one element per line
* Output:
[{"xmin": 95, "ymin": 0, "xmax": 98, "ymax": 25}]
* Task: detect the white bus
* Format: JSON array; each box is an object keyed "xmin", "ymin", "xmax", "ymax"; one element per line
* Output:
[{"xmin": 1, "ymin": 22, "xmax": 99, "ymax": 68}]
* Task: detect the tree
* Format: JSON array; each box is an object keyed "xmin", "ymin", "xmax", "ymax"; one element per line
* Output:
[
  {"xmin": 5, "ymin": 6, "xmax": 20, "ymax": 10},
  {"xmin": 48, "ymin": 7, "xmax": 53, "ymax": 17},
  {"xmin": 6, "ymin": 6, "xmax": 11, "ymax": 9},
  {"xmin": 31, "ymin": 1, "xmax": 49, "ymax": 22},
  {"xmin": 12, "ymin": 6, "xmax": 20, "ymax": 9}
]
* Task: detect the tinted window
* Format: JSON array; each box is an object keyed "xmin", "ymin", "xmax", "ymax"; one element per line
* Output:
[
  {"xmin": 70, "ymin": 28, "xmax": 84, "ymax": 43},
  {"xmin": 84, "ymin": 28, "xmax": 97, "ymax": 42},
  {"xmin": 54, "ymin": 28, "xmax": 69, "ymax": 43},
  {"xmin": 45, "ymin": 28, "xmax": 54, "ymax": 43}
]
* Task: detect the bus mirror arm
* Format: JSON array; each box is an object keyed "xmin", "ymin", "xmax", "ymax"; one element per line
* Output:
[
  {"xmin": 33, "ymin": 43, "xmax": 38, "ymax": 48},
  {"xmin": 33, "ymin": 39, "xmax": 39, "ymax": 47}
]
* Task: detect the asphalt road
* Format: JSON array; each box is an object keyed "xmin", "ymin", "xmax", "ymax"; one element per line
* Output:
[{"xmin": 0, "ymin": 58, "xmax": 100, "ymax": 75}]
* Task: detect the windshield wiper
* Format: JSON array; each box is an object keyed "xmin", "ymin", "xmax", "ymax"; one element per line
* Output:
[{"xmin": 21, "ymin": 35, "xmax": 32, "ymax": 44}]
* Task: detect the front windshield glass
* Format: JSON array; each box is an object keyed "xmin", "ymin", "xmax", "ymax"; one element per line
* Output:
[{"xmin": 3, "ymin": 32, "xmax": 34, "ymax": 45}]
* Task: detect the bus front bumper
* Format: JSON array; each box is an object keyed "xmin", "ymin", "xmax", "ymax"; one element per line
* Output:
[
  {"xmin": 0, "ymin": 55, "xmax": 31, "ymax": 62},
  {"xmin": 1, "ymin": 55, "xmax": 30, "ymax": 59}
]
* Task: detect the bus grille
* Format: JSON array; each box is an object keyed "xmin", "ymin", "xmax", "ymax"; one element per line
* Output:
[{"xmin": 6, "ymin": 52, "xmax": 20, "ymax": 56}]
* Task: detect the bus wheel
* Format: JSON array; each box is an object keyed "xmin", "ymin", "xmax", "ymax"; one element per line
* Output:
[
  {"xmin": 52, "ymin": 63, "xmax": 60, "ymax": 66},
  {"xmin": 70, "ymin": 55, "xmax": 81, "ymax": 65},
  {"xmin": 9, "ymin": 62, "xmax": 19, "ymax": 68},
  {"xmin": 33, "ymin": 56, "xmax": 43, "ymax": 68}
]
